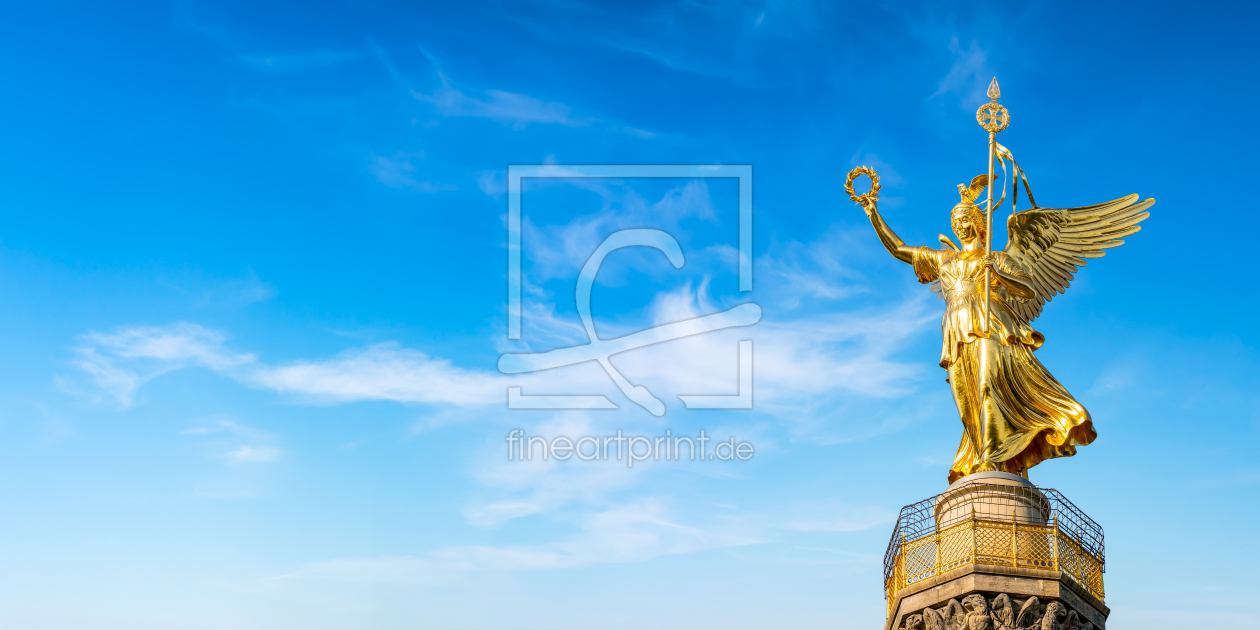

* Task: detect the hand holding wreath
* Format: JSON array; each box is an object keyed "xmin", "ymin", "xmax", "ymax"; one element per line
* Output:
[{"xmin": 845, "ymin": 166, "xmax": 881, "ymax": 213}]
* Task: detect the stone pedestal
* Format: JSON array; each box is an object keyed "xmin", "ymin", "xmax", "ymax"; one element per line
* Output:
[{"xmin": 934, "ymin": 472, "xmax": 1050, "ymax": 528}]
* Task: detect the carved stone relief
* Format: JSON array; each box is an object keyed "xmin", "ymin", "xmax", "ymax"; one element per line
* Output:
[{"xmin": 899, "ymin": 594, "xmax": 1096, "ymax": 630}]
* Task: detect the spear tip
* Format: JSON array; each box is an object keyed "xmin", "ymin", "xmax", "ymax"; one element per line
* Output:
[{"xmin": 987, "ymin": 77, "xmax": 1001, "ymax": 101}]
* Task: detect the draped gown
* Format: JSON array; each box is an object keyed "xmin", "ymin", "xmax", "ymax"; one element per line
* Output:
[{"xmin": 911, "ymin": 246, "xmax": 1096, "ymax": 484}]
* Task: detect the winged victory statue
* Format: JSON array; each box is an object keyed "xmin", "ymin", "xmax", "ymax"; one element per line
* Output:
[{"xmin": 849, "ymin": 80, "xmax": 1154, "ymax": 483}]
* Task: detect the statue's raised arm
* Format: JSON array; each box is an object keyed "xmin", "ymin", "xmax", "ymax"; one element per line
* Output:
[
  {"xmin": 851, "ymin": 167, "xmax": 968, "ymax": 264},
  {"xmin": 858, "ymin": 173, "xmax": 1000, "ymax": 266},
  {"xmin": 860, "ymin": 196, "xmax": 918, "ymax": 264},
  {"xmin": 847, "ymin": 167, "xmax": 913, "ymax": 263}
]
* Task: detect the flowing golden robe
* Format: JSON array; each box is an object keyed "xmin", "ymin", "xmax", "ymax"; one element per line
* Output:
[{"xmin": 912, "ymin": 247, "xmax": 1096, "ymax": 483}]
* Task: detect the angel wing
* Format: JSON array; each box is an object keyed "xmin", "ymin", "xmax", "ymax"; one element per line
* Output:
[
  {"xmin": 1004, "ymin": 194, "xmax": 1154, "ymax": 323},
  {"xmin": 957, "ymin": 174, "xmax": 993, "ymax": 204}
]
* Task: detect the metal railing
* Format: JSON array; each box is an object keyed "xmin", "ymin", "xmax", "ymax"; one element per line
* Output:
[{"xmin": 883, "ymin": 482, "xmax": 1104, "ymax": 616}]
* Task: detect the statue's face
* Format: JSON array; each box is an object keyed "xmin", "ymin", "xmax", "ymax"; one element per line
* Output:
[{"xmin": 952, "ymin": 210, "xmax": 982, "ymax": 245}]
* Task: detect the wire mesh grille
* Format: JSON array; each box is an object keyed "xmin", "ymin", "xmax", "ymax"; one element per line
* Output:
[{"xmin": 883, "ymin": 481, "xmax": 1104, "ymax": 614}]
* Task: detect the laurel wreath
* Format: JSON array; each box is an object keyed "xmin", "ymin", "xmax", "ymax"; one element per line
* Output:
[{"xmin": 845, "ymin": 166, "xmax": 881, "ymax": 206}]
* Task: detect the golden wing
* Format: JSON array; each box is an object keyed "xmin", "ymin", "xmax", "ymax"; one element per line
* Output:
[
  {"xmin": 957, "ymin": 174, "xmax": 993, "ymax": 204},
  {"xmin": 1004, "ymin": 194, "xmax": 1154, "ymax": 323}
]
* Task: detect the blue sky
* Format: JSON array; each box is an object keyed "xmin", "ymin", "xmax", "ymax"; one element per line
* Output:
[{"xmin": 0, "ymin": 1, "xmax": 1257, "ymax": 628}]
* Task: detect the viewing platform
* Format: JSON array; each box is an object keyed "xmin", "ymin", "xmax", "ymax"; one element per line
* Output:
[{"xmin": 883, "ymin": 472, "xmax": 1108, "ymax": 630}]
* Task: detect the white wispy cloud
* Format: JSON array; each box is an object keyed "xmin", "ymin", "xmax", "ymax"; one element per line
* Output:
[
  {"xmin": 504, "ymin": 2, "xmax": 831, "ymax": 86},
  {"xmin": 155, "ymin": 270, "xmax": 276, "ymax": 310},
  {"xmin": 619, "ymin": 126, "xmax": 656, "ymax": 139},
  {"xmin": 252, "ymin": 344, "xmax": 506, "ymax": 405},
  {"xmin": 238, "ymin": 50, "xmax": 361, "ymax": 73},
  {"xmin": 367, "ymin": 152, "xmax": 456, "ymax": 193},
  {"xmin": 224, "ymin": 445, "xmax": 283, "ymax": 463},
  {"xmin": 183, "ymin": 417, "xmax": 270, "ymax": 439},
  {"xmin": 778, "ymin": 499, "xmax": 897, "ymax": 533},
  {"xmin": 756, "ymin": 227, "xmax": 872, "ymax": 305},
  {"xmin": 403, "ymin": 50, "xmax": 590, "ymax": 130},
  {"xmin": 932, "ymin": 37, "xmax": 994, "ymax": 108},
  {"xmin": 73, "ymin": 323, "xmax": 254, "ymax": 407},
  {"xmin": 413, "ymin": 83, "xmax": 590, "ymax": 129},
  {"xmin": 182, "ymin": 416, "xmax": 285, "ymax": 472},
  {"xmin": 476, "ymin": 169, "xmax": 506, "ymax": 199},
  {"xmin": 268, "ymin": 499, "xmax": 760, "ymax": 587},
  {"xmin": 72, "ymin": 328, "xmax": 512, "ymax": 409},
  {"xmin": 174, "ymin": 6, "xmax": 360, "ymax": 74},
  {"xmin": 260, "ymin": 490, "xmax": 893, "ymax": 589},
  {"xmin": 389, "ymin": 48, "xmax": 656, "ymax": 137}
]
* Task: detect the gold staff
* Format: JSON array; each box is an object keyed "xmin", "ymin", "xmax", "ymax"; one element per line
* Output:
[
  {"xmin": 975, "ymin": 77, "xmax": 1009, "ymax": 469},
  {"xmin": 976, "ymin": 77, "xmax": 1009, "ymax": 330}
]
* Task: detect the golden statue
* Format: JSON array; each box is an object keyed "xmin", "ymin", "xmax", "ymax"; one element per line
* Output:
[{"xmin": 849, "ymin": 79, "xmax": 1153, "ymax": 483}]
